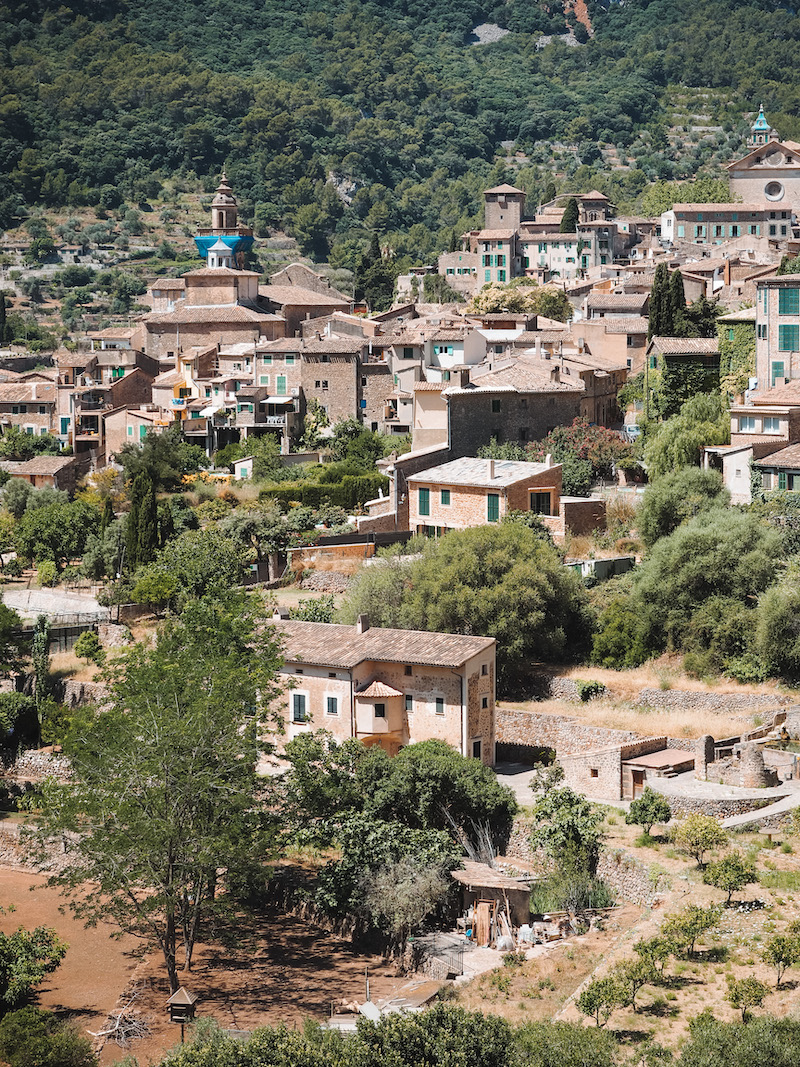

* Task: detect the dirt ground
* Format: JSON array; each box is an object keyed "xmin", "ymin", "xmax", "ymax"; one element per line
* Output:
[
  {"xmin": 0, "ymin": 868, "xmax": 409, "ymax": 1066},
  {"xmin": 0, "ymin": 869, "xmax": 143, "ymax": 1046}
]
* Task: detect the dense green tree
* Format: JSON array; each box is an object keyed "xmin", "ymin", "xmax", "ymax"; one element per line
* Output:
[
  {"xmin": 726, "ymin": 975, "xmax": 770, "ymax": 1023},
  {"xmin": 625, "ymin": 786, "xmax": 672, "ymax": 835},
  {"xmin": 662, "ymin": 903, "xmax": 722, "ymax": 957},
  {"xmin": 0, "ymin": 925, "xmax": 67, "ymax": 1010},
  {"xmin": 529, "ymin": 786, "xmax": 604, "ymax": 872},
  {"xmin": 13, "ymin": 501, "xmax": 98, "ymax": 569},
  {"xmin": 340, "ymin": 524, "xmax": 592, "ymax": 688},
  {"xmin": 0, "ymin": 1008, "xmax": 95, "ymax": 1067},
  {"xmin": 355, "ymin": 233, "xmax": 396, "ymax": 312},
  {"xmin": 638, "ymin": 466, "xmax": 729, "ymax": 547},
  {"xmin": 30, "ymin": 595, "xmax": 282, "ymax": 993},
  {"xmin": 644, "ymin": 393, "xmax": 730, "ymax": 478},
  {"xmin": 703, "ymin": 850, "xmax": 757, "ymax": 904},
  {"xmin": 679, "ymin": 1014, "xmax": 800, "ymax": 1067},
  {"xmin": 116, "ymin": 426, "xmax": 208, "ymax": 491},
  {"xmin": 761, "ymin": 927, "xmax": 800, "ymax": 988},
  {"xmin": 559, "ymin": 197, "xmax": 580, "ymax": 232},
  {"xmin": 142, "ymin": 527, "xmax": 248, "ymax": 605}
]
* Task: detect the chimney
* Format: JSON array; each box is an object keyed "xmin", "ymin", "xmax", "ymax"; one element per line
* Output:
[
  {"xmin": 545, "ymin": 453, "xmax": 553, "ymax": 468},
  {"xmin": 272, "ymin": 607, "xmax": 290, "ymax": 621},
  {"xmin": 550, "ymin": 366, "xmax": 560, "ymax": 383},
  {"xmin": 31, "ymin": 383, "xmax": 37, "ymax": 400},
  {"xmin": 356, "ymin": 614, "xmax": 370, "ymax": 633},
  {"xmin": 488, "ymin": 458, "xmax": 495, "ymax": 480}
]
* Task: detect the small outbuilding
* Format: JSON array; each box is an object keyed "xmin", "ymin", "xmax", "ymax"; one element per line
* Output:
[{"xmin": 450, "ymin": 860, "xmax": 532, "ymax": 941}]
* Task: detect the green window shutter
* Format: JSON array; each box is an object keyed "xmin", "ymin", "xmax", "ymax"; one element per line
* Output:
[
  {"xmin": 127, "ymin": 426, "xmax": 133, "ymax": 437},
  {"xmin": 771, "ymin": 360, "xmax": 786, "ymax": 385},
  {"xmin": 779, "ymin": 288, "xmax": 800, "ymax": 315},
  {"xmin": 487, "ymin": 493, "xmax": 499, "ymax": 523},
  {"xmin": 276, "ymin": 375, "xmax": 287, "ymax": 395},
  {"xmin": 440, "ymin": 489, "xmax": 450, "ymax": 505},
  {"xmin": 779, "ymin": 471, "xmax": 788, "ymax": 491},
  {"xmin": 292, "ymin": 694, "xmax": 307, "ymax": 722},
  {"xmin": 60, "ymin": 417, "xmax": 70, "ymax": 434},
  {"xmin": 778, "ymin": 326, "xmax": 798, "ymax": 352},
  {"xmin": 419, "ymin": 487, "xmax": 430, "ymax": 517},
  {"xmin": 326, "ymin": 696, "xmax": 338, "ymax": 716},
  {"xmin": 139, "ymin": 425, "xmax": 147, "ymax": 439}
]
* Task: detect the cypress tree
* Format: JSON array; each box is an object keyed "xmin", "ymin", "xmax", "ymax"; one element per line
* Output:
[
  {"xmin": 560, "ymin": 197, "xmax": 580, "ymax": 233},
  {"xmin": 158, "ymin": 498, "xmax": 175, "ymax": 548},
  {"xmin": 0, "ymin": 291, "xmax": 7, "ymax": 344},
  {"xmin": 100, "ymin": 495, "xmax": 114, "ymax": 534},
  {"xmin": 125, "ymin": 472, "xmax": 146, "ymax": 571},
  {"xmin": 136, "ymin": 475, "xmax": 158, "ymax": 565},
  {"xmin": 668, "ymin": 269, "xmax": 688, "ymax": 336},
  {"xmin": 647, "ymin": 262, "xmax": 670, "ymax": 340}
]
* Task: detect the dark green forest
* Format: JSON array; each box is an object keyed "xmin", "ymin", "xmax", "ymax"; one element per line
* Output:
[{"xmin": 3, "ymin": 0, "xmax": 800, "ymax": 263}]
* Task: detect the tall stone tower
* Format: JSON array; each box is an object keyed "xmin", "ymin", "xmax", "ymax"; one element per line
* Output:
[{"xmin": 194, "ymin": 172, "xmax": 254, "ymax": 268}]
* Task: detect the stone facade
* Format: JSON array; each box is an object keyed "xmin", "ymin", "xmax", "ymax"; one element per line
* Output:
[{"xmin": 447, "ymin": 388, "xmax": 582, "ymax": 456}]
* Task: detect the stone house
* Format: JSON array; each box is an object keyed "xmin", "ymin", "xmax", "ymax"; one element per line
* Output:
[
  {"xmin": 0, "ymin": 379, "xmax": 57, "ymax": 438},
  {"xmin": 660, "ymin": 203, "xmax": 781, "ymax": 247},
  {"xmin": 406, "ymin": 456, "xmax": 562, "ymax": 534},
  {"xmin": 273, "ymin": 615, "xmax": 496, "ymax": 764},
  {"xmin": 560, "ymin": 736, "xmax": 694, "ymax": 801},
  {"xmin": 754, "ymin": 274, "xmax": 800, "ymax": 389},
  {"xmin": 9, "ymin": 454, "xmax": 81, "ymax": 494}
]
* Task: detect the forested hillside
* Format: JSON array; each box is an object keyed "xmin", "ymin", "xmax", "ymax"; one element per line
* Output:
[{"xmin": 3, "ymin": 0, "xmax": 800, "ymax": 265}]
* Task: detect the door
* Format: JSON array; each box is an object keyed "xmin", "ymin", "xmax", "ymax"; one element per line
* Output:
[{"xmin": 631, "ymin": 769, "xmax": 645, "ymax": 799}]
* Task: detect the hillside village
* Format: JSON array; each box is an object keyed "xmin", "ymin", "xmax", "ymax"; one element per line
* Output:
[{"xmin": 4, "ymin": 71, "xmax": 800, "ymax": 1067}]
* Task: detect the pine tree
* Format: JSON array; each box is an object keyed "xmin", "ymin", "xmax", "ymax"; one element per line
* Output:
[{"xmin": 560, "ymin": 197, "xmax": 580, "ymax": 233}]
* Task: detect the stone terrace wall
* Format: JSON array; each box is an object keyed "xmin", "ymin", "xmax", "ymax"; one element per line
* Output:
[
  {"xmin": 634, "ymin": 689, "xmax": 790, "ymax": 712},
  {"xmin": 497, "ymin": 706, "xmax": 696, "ymax": 755},
  {"xmin": 656, "ymin": 792, "xmax": 784, "ymax": 821}
]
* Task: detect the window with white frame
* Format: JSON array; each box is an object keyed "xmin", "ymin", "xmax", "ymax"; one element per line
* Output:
[
  {"xmin": 325, "ymin": 695, "xmax": 338, "ymax": 716},
  {"xmin": 292, "ymin": 692, "xmax": 308, "ymax": 723}
]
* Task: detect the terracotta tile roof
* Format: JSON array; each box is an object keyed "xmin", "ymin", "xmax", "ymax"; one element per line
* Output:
[
  {"xmin": 304, "ymin": 337, "xmax": 365, "ymax": 355},
  {"xmin": 355, "ymin": 679, "xmax": 404, "ymax": 698},
  {"xmin": 649, "ymin": 336, "xmax": 720, "ymax": 355},
  {"xmin": 87, "ymin": 326, "xmax": 139, "ymax": 339},
  {"xmin": 257, "ymin": 338, "xmax": 306, "ymax": 353},
  {"xmin": 259, "ymin": 284, "xmax": 350, "ymax": 307},
  {"xmin": 151, "ymin": 278, "xmax": 185, "ymax": 290},
  {"xmin": 0, "ymin": 383, "xmax": 56, "ymax": 404},
  {"xmin": 484, "ymin": 184, "xmax": 525, "ymax": 195},
  {"xmin": 760, "ymin": 273, "xmax": 800, "ymax": 285},
  {"xmin": 467, "ymin": 358, "xmax": 584, "ymax": 393},
  {"xmin": 189, "ymin": 266, "xmax": 260, "ymax": 278},
  {"xmin": 413, "ymin": 381, "xmax": 445, "ymax": 391},
  {"xmin": 144, "ymin": 305, "xmax": 276, "ymax": 325},
  {"xmin": 275, "ymin": 620, "xmax": 495, "ymax": 669},
  {"xmin": 579, "ymin": 190, "xmax": 610, "ymax": 200},
  {"xmin": 474, "ymin": 229, "xmax": 516, "ymax": 241},
  {"xmin": 55, "ymin": 349, "xmax": 95, "ymax": 367},
  {"xmin": 153, "ymin": 370, "xmax": 185, "ymax": 387},
  {"xmin": 602, "ymin": 316, "xmax": 650, "ymax": 334},
  {"xmin": 749, "ymin": 382, "xmax": 800, "ymax": 404},
  {"xmin": 513, "ymin": 330, "xmax": 567, "ymax": 344},
  {"xmin": 587, "ymin": 293, "xmax": 648, "ymax": 311},
  {"xmin": 407, "ymin": 457, "xmax": 555, "ymax": 489},
  {"xmin": 754, "ymin": 443, "xmax": 800, "ymax": 469},
  {"xmin": 671, "ymin": 203, "xmax": 768, "ymax": 213},
  {"xmin": 13, "ymin": 455, "xmax": 75, "ymax": 474}
]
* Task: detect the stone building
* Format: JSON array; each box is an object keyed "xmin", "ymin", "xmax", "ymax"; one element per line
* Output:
[
  {"xmin": 728, "ymin": 105, "xmax": 800, "ymax": 213},
  {"xmin": 272, "ymin": 615, "xmax": 496, "ymax": 764}
]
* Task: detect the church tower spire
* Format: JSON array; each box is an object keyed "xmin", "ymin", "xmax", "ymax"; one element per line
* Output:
[
  {"xmin": 751, "ymin": 103, "xmax": 772, "ymax": 147},
  {"xmin": 193, "ymin": 172, "xmax": 254, "ymax": 268}
]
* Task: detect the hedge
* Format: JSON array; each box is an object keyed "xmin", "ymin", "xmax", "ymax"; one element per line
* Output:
[{"xmin": 260, "ymin": 473, "xmax": 389, "ymax": 510}]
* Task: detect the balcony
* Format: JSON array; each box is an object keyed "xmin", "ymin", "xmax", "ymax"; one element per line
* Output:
[
  {"xmin": 170, "ymin": 397, "xmax": 188, "ymax": 410},
  {"xmin": 76, "ymin": 393, "xmax": 108, "ymax": 410}
]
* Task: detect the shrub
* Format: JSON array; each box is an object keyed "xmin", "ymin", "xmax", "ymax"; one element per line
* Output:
[
  {"xmin": 36, "ymin": 560, "xmax": 57, "ymax": 587},
  {"xmin": 575, "ymin": 679, "xmax": 606, "ymax": 702}
]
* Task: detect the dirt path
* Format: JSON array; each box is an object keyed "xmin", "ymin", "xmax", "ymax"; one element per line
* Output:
[{"xmin": 567, "ymin": 0, "xmax": 592, "ymax": 34}]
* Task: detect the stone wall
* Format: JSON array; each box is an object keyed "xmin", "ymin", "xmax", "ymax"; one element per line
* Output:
[
  {"xmin": 653, "ymin": 791, "xmax": 783, "ymax": 820},
  {"xmin": 496, "ymin": 706, "xmax": 695, "ymax": 756},
  {"xmin": 54, "ymin": 678, "xmax": 109, "ymax": 708},
  {"xmin": 10, "ymin": 749, "xmax": 71, "ymax": 779},
  {"xmin": 634, "ymin": 688, "xmax": 789, "ymax": 712}
]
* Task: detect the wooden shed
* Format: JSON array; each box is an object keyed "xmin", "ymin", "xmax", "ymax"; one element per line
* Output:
[{"xmin": 450, "ymin": 861, "xmax": 532, "ymax": 942}]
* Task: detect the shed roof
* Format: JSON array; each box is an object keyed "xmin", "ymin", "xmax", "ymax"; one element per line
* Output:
[
  {"xmin": 754, "ymin": 443, "xmax": 800, "ymax": 469},
  {"xmin": 649, "ymin": 336, "xmax": 720, "ymax": 355},
  {"xmin": 450, "ymin": 861, "xmax": 531, "ymax": 892}
]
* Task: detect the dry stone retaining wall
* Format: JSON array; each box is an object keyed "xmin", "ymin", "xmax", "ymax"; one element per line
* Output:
[
  {"xmin": 497, "ymin": 707, "xmax": 695, "ymax": 755},
  {"xmin": 634, "ymin": 688, "xmax": 789, "ymax": 712}
]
